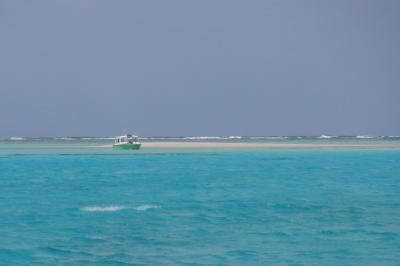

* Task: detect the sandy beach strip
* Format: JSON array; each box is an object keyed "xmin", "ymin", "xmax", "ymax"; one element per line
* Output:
[{"xmin": 142, "ymin": 141, "xmax": 400, "ymax": 150}]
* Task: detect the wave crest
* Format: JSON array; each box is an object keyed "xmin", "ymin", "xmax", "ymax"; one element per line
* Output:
[
  {"xmin": 81, "ymin": 206, "xmax": 127, "ymax": 212},
  {"xmin": 356, "ymin": 135, "xmax": 374, "ymax": 139},
  {"xmin": 134, "ymin": 205, "xmax": 160, "ymax": 211},
  {"xmin": 184, "ymin": 136, "xmax": 224, "ymax": 140},
  {"xmin": 318, "ymin": 135, "xmax": 336, "ymax": 139},
  {"xmin": 81, "ymin": 205, "xmax": 160, "ymax": 212},
  {"xmin": 9, "ymin": 137, "xmax": 25, "ymax": 141}
]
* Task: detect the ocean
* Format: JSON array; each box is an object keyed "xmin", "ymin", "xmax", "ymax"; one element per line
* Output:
[{"xmin": 0, "ymin": 138, "xmax": 399, "ymax": 265}]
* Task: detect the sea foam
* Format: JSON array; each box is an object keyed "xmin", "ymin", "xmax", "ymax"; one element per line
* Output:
[
  {"xmin": 249, "ymin": 136, "xmax": 288, "ymax": 140},
  {"xmin": 9, "ymin": 137, "xmax": 25, "ymax": 141},
  {"xmin": 134, "ymin": 205, "xmax": 160, "ymax": 211},
  {"xmin": 81, "ymin": 205, "xmax": 160, "ymax": 212},
  {"xmin": 81, "ymin": 206, "xmax": 128, "ymax": 212},
  {"xmin": 318, "ymin": 135, "xmax": 336, "ymax": 139},
  {"xmin": 184, "ymin": 136, "xmax": 224, "ymax": 140},
  {"xmin": 228, "ymin": 136, "xmax": 243, "ymax": 139},
  {"xmin": 356, "ymin": 135, "xmax": 374, "ymax": 139},
  {"xmin": 81, "ymin": 137, "xmax": 115, "ymax": 140}
]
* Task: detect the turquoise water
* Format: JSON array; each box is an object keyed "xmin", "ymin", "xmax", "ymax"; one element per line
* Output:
[{"xmin": 1, "ymin": 142, "xmax": 399, "ymax": 265}]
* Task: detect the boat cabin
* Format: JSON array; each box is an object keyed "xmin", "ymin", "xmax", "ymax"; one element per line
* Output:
[{"xmin": 114, "ymin": 134, "xmax": 139, "ymax": 145}]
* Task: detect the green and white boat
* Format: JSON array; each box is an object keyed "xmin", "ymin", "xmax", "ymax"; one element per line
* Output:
[{"xmin": 113, "ymin": 134, "xmax": 141, "ymax": 150}]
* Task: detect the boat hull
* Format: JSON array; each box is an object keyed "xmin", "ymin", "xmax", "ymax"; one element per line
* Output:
[{"xmin": 113, "ymin": 143, "xmax": 141, "ymax": 150}]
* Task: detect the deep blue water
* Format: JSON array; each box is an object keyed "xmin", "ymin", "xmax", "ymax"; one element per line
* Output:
[{"xmin": 1, "ymin": 149, "xmax": 399, "ymax": 265}]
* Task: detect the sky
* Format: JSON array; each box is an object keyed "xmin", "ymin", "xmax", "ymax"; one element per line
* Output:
[{"xmin": 1, "ymin": 0, "xmax": 399, "ymax": 137}]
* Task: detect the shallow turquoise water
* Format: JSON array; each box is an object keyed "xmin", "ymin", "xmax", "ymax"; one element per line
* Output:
[{"xmin": 0, "ymin": 145, "xmax": 399, "ymax": 265}]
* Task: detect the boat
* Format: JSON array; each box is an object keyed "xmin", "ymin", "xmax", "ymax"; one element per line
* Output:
[{"xmin": 113, "ymin": 134, "xmax": 141, "ymax": 150}]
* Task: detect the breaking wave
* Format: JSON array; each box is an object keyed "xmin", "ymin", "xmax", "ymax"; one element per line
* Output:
[
  {"xmin": 81, "ymin": 205, "xmax": 160, "ymax": 212},
  {"xmin": 318, "ymin": 135, "xmax": 336, "ymax": 139},
  {"xmin": 356, "ymin": 135, "xmax": 374, "ymax": 139},
  {"xmin": 228, "ymin": 136, "xmax": 242, "ymax": 139},
  {"xmin": 133, "ymin": 205, "xmax": 160, "ymax": 211},
  {"xmin": 9, "ymin": 137, "xmax": 25, "ymax": 141},
  {"xmin": 249, "ymin": 136, "xmax": 288, "ymax": 140},
  {"xmin": 81, "ymin": 206, "xmax": 127, "ymax": 212},
  {"xmin": 140, "ymin": 137, "xmax": 184, "ymax": 140},
  {"xmin": 184, "ymin": 136, "xmax": 224, "ymax": 140},
  {"xmin": 81, "ymin": 137, "xmax": 115, "ymax": 140}
]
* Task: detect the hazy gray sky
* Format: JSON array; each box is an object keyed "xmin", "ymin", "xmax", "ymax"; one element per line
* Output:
[{"xmin": 1, "ymin": 0, "xmax": 399, "ymax": 137}]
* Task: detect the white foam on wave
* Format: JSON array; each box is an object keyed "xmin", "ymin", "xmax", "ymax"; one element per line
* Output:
[
  {"xmin": 9, "ymin": 137, "xmax": 25, "ymax": 141},
  {"xmin": 249, "ymin": 136, "xmax": 288, "ymax": 140},
  {"xmin": 228, "ymin": 136, "xmax": 242, "ymax": 139},
  {"xmin": 81, "ymin": 205, "xmax": 160, "ymax": 212},
  {"xmin": 141, "ymin": 137, "xmax": 181, "ymax": 140},
  {"xmin": 133, "ymin": 205, "xmax": 160, "ymax": 211},
  {"xmin": 318, "ymin": 135, "xmax": 336, "ymax": 139},
  {"xmin": 356, "ymin": 135, "xmax": 374, "ymax": 139},
  {"xmin": 266, "ymin": 136, "xmax": 288, "ymax": 140},
  {"xmin": 184, "ymin": 136, "xmax": 224, "ymax": 140},
  {"xmin": 81, "ymin": 137, "xmax": 115, "ymax": 140},
  {"xmin": 81, "ymin": 206, "xmax": 127, "ymax": 212}
]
